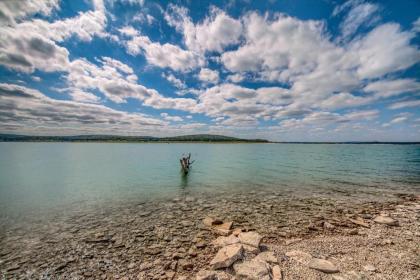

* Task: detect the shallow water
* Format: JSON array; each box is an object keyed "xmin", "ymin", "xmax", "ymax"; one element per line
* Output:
[{"xmin": 0, "ymin": 143, "xmax": 419, "ymax": 219}]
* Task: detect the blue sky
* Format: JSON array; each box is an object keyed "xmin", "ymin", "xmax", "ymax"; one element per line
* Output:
[{"xmin": 0, "ymin": 0, "xmax": 419, "ymax": 141}]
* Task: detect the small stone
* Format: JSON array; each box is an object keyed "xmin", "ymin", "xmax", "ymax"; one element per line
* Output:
[
  {"xmin": 233, "ymin": 259, "xmax": 270, "ymax": 280},
  {"xmin": 210, "ymin": 244, "xmax": 243, "ymax": 269},
  {"xmin": 323, "ymin": 221, "xmax": 335, "ymax": 229},
  {"xmin": 272, "ymin": 265, "xmax": 282, "ymax": 280},
  {"xmin": 285, "ymin": 250, "xmax": 312, "ymax": 265},
  {"xmin": 238, "ymin": 231, "xmax": 262, "ymax": 248},
  {"xmin": 373, "ymin": 216, "xmax": 398, "ymax": 226},
  {"xmin": 308, "ymin": 258, "xmax": 339, "ymax": 273},
  {"xmin": 363, "ymin": 264, "xmax": 376, "ymax": 272}
]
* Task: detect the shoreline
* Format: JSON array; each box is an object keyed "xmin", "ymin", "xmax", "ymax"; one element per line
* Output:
[{"xmin": 0, "ymin": 189, "xmax": 419, "ymax": 279}]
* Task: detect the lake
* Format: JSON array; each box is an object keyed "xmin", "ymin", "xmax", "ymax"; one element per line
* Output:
[{"xmin": 0, "ymin": 143, "xmax": 419, "ymax": 220}]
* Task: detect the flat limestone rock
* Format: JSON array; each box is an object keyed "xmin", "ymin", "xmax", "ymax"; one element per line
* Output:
[
  {"xmin": 308, "ymin": 258, "xmax": 339, "ymax": 273},
  {"xmin": 254, "ymin": 251, "xmax": 278, "ymax": 264},
  {"xmin": 285, "ymin": 250, "xmax": 313, "ymax": 265},
  {"xmin": 272, "ymin": 265, "xmax": 282, "ymax": 280},
  {"xmin": 212, "ymin": 235, "xmax": 240, "ymax": 248},
  {"xmin": 373, "ymin": 216, "xmax": 398, "ymax": 226},
  {"xmin": 210, "ymin": 244, "xmax": 243, "ymax": 269},
  {"xmin": 349, "ymin": 217, "xmax": 370, "ymax": 228},
  {"xmin": 212, "ymin": 221, "xmax": 234, "ymax": 236},
  {"xmin": 238, "ymin": 231, "xmax": 262, "ymax": 248},
  {"xmin": 243, "ymin": 244, "xmax": 260, "ymax": 254},
  {"xmin": 196, "ymin": 270, "xmax": 231, "ymax": 280},
  {"xmin": 233, "ymin": 259, "xmax": 270, "ymax": 280}
]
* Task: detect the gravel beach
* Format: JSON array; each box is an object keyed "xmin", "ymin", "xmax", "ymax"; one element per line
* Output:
[{"xmin": 1, "ymin": 188, "xmax": 419, "ymax": 279}]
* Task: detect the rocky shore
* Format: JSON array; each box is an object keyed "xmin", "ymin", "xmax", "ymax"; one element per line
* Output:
[{"xmin": 0, "ymin": 190, "xmax": 419, "ymax": 279}]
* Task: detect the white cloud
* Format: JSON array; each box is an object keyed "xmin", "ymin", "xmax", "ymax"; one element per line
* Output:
[
  {"xmin": 118, "ymin": 25, "xmax": 139, "ymax": 37},
  {"xmin": 364, "ymin": 79, "xmax": 420, "ymax": 98},
  {"xmin": 351, "ymin": 23, "xmax": 420, "ymax": 79},
  {"xmin": 334, "ymin": 0, "xmax": 380, "ymax": 41},
  {"xmin": 0, "ymin": 83, "xmax": 166, "ymax": 135},
  {"xmin": 0, "ymin": 0, "xmax": 60, "ymax": 25},
  {"xmin": 162, "ymin": 73, "xmax": 186, "ymax": 89},
  {"xmin": 198, "ymin": 68, "xmax": 219, "ymax": 84},
  {"xmin": 160, "ymin": 113, "xmax": 183, "ymax": 122},
  {"xmin": 389, "ymin": 100, "xmax": 420, "ymax": 110},
  {"xmin": 226, "ymin": 73, "xmax": 245, "ymax": 83},
  {"xmin": 165, "ymin": 5, "xmax": 242, "ymax": 53},
  {"xmin": 123, "ymin": 31, "xmax": 204, "ymax": 72},
  {"xmin": 0, "ymin": 0, "xmax": 107, "ymax": 73},
  {"xmin": 413, "ymin": 17, "xmax": 420, "ymax": 32}
]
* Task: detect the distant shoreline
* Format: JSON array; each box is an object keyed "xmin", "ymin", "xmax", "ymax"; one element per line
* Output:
[{"xmin": 0, "ymin": 133, "xmax": 419, "ymax": 144}]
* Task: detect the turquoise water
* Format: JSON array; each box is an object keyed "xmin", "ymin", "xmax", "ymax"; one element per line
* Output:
[{"xmin": 0, "ymin": 143, "xmax": 419, "ymax": 217}]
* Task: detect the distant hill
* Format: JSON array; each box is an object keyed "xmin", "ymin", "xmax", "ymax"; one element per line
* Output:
[{"xmin": 0, "ymin": 133, "xmax": 269, "ymax": 143}]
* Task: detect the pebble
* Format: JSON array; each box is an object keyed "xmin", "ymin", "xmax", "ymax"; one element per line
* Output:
[{"xmin": 363, "ymin": 264, "xmax": 376, "ymax": 272}]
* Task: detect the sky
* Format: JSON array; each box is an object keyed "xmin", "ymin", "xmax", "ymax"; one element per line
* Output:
[{"xmin": 0, "ymin": 0, "xmax": 419, "ymax": 141}]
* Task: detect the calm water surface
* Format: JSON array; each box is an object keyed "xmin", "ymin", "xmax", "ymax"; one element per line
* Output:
[{"xmin": 0, "ymin": 143, "xmax": 419, "ymax": 218}]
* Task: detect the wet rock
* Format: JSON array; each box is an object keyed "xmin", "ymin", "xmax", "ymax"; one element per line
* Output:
[
  {"xmin": 238, "ymin": 231, "xmax": 262, "ymax": 248},
  {"xmin": 285, "ymin": 250, "xmax": 312, "ymax": 265},
  {"xmin": 373, "ymin": 216, "xmax": 398, "ymax": 226},
  {"xmin": 210, "ymin": 244, "xmax": 243, "ymax": 269},
  {"xmin": 308, "ymin": 258, "xmax": 339, "ymax": 273},
  {"xmin": 196, "ymin": 270, "xmax": 231, "ymax": 280},
  {"xmin": 233, "ymin": 259, "xmax": 270, "ymax": 280}
]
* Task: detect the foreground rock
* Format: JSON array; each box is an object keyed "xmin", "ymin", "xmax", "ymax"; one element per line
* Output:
[
  {"xmin": 238, "ymin": 232, "xmax": 262, "ymax": 248},
  {"xmin": 196, "ymin": 270, "xmax": 231, "ymax": 280},
  {"xmin": 210, "ymin": 244, "xmax": 243, "ymax": 269},
  {"xmin": 233, "ymin": 259, "xmax": 270, "ymax": 280},
  {"xmin": 285, "ymin": 250, "xmax": 312, "ymax": 265},
  {"xmin": 308, "ymin": 258, "xmax": 339, "ymax": 273},
  {"xmin": 373, "ymin": 215, "xmax": 398, "ymax": 226}
]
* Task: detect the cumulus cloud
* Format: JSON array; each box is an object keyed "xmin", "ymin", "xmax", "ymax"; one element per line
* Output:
[
  {"xmin": 0, "ymin": 83, "xmax": 166, "ymax": 135},
  {"xmin": 165, "ymin": 5, "xmax": 242, "ymax": 53},
  {"xmin": 0, "ymin": 0, "xmax": 107, "ymax": 73},
  {"xmin": 198, "ymin": 68, "xmax": 219, "ymax": 84},
  {"xmin": 162, "ymin": 73, "xmax": 186, "ymax": 89},
  {"xmin": 0, "ymin": 0, "xmax": 59, "ymax": 25},
  {"xmin": 160, "ymin": 113, "xmax": 183, "ymax": 122},
  {"xmin": 122, "ymin": 29, "xmax": 204, "ymax": 72}
]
